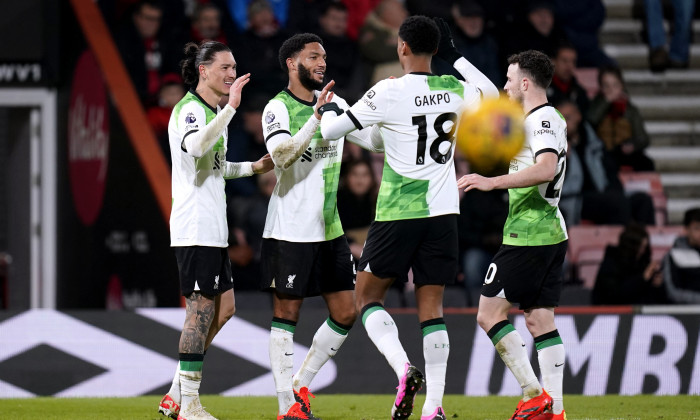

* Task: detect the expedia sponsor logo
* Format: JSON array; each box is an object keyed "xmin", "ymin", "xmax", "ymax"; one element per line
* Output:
[
  {"xmin": 534, "ymin": 128, "xmax": 555, "ymax": 136},
  {"xmin": 366, "ymin": 90, "xmax": 375, "ymax": 99},
  {"xmin": 362, "ymin": 97, "xmax": 376, "ymax": 110},
  {"xmin": 542, "ymin": 121, "xmax": 550, "ymax": 128}
]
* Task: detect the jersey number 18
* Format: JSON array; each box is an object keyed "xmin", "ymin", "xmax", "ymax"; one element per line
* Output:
[{"xmin": 412, "ymin": 112, "xmax": 457, "ymax": 165}]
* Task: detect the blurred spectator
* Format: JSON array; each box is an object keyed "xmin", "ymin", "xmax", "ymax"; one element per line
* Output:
[
  {"xmin": 317, "ymin": 1, "xmax": 365, "ymax": 102},
  {"xmin": 147, "ymin": 73, "xmax": 185, "ymax": 161},
  {"xmin": 592, "ymin": 223, "xmax": 667, "ymax": 305},
  {"xmin": 458, "ymin": 188, "xmax": 508, "ymax": 306},
  {"xmin": 116, "ymin": 0, "xmax": 179, "ymax": 106},
  {"xmin": 342, "ymin": 0, "xmax": 382, "ymax": 40},
  {"xmin": 553, "ymin": 0, "xmax": 614, "ymax": 67},
  {"xmin": 547, "ymin": 42, "xmax": 591, "ymax": 116},
  {"xmin": 227, "ymin": 170, "xmax": 277, "ymax": 289},
  {"xmin": 500, "ymin": 0, "xmax": 569, "ymax": 67},
  {"xmin": 358, "ymin": 0, "xmax": 407, "ymax": 84},
  {"xmin": 644, "ymin": 0, "xmax": 696, "ymax": 72},
  {"xmin": 337, "ymin": 159, "xmax": 378, "ymax": 260},
  {"xmin": 190, "ymin": 3, "xmax": 228, "ymax": 44},
  {"xmin": 433, "ymin": 0, "xmax": 502, "ymax": 87},
  {"xmin": 663, "ymin": 208, "xmax": 700, "ymax": 303},
  {"xmin": 227, "ymin": 0, "xmax": 290, "ymax": 30},
  {"xmin": 235, "ymin": 0, "xmax": 289, "ymax": 98},
  {"xmin": 405, "ymin": 0, "xmax": 454, "ymax": 21},
  {"xmin": 286, "ymin": 0, "xmax": 326, "ymax": 33},
  {"xmin": 587, "ymin": 65, "xmax": 655, "ymax": 172},
  {"xmin": 558, "ymin": 100, "xmax": 655, "ymax": 226}
]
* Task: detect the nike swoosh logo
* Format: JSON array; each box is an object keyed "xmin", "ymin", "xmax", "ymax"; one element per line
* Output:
[
  {"xmin": 285, "ymin": 352, "xmax": 294, "ymax": 356},
  {"xmin": 330, "ymin": 347, "xmax": 338, "ymax": 351},
  {"xmin": 521, "ymin": 344, "xmax": 526, "ymax": 347},
  {"xmin": 555, "ymin": 362, "xmax": 564, "ymax": 367}
]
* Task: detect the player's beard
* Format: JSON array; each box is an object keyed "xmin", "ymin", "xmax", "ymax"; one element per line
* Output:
[
  {"xmin": 298, "ymin": 63, "xmax": 324, "ymax": 91},
  {"xmin": 508, "ymin": 89, "xmax": 524, "ymax": 105}
]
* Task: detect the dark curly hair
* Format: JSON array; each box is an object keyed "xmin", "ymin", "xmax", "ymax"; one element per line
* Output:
[
  {"xmin": 278, "ymin": 33, "xmax": 324, "ymax": 71},
  {"xmin": 398, "ymin": 16, "xmax": 439, "ymax": 56},
  {"xmin": 507, "ymin": 50, "xmax": 554, "ymax": 89},
  {"xmin": 180, "ymin": 40, "xmax": 231, "ymax": 86}
]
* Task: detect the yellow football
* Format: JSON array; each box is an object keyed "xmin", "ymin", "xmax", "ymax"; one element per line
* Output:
[{"xmin": 455, "ymin": 96, "xmax": 526, "ymax": 173}]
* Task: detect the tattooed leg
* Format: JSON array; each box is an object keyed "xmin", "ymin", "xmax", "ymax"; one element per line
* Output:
[{"xmin": 179, "ymin": 292, "xmax": 216, "ymax": 354}]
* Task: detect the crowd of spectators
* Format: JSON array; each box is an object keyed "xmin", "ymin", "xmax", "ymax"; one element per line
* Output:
[{"xmin": 108, "ymin": 0, "xmax": 696, "ymax": 305}]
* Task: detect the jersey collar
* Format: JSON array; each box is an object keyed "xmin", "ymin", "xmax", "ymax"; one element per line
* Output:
[
  {"xmin": 284, "ymin": 88, "xmax": 317, "ymax": 107},
  {"xmin": 525, "ymin": 102, "xmax": 552, "ymax": 118},
  {"xmin": 190, "ymin": 89, "xmax": 218, "ymax": 114},
  {"xmin": 409, "ymin": 71, "xmax": 434, "ymax": 76}
]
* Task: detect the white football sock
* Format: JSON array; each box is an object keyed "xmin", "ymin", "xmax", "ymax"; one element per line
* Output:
[
  {"xmin": 270, "ymin": 322, "xmax": 296, "ymax": 414},
  {"xmin": 362, "ymin": 304, "xmax": 409, "ymax": 379},
  {"xmin": 490, "ymin": 322, "xmax": 541, "ymax": 400},
  {"xmin": 421, "ymin": 320, "xmax": 449, "ymax": 417},
  {"xmin": 537, "ymin": 331, "xmax": 565, "ymax": 414},
  {"xmin": 293, "ymin": 317, "xmax": 350, "ymax": 390},
  {"xmin": 167, "ymin": 363, "xmax": 181, "ymax": 402},
  {"xmin": 179, "ymin": 357, "xmax": 203, "ymax": 411}
]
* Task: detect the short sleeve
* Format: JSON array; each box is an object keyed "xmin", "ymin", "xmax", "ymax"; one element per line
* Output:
[
  {"xmin": 262, "ymin": 99, "xmax": 291, "ymax": 144},
  {"xmin": 345, "ymin": 80, "xmax": 391, "ymax": 129},
  {"xmin": 178, "ymin": 101, "xmax": 207, "ymax": 138},
  {"xmin": 527, "ymin": 116, "xmax": 560, "ymax": 157}
]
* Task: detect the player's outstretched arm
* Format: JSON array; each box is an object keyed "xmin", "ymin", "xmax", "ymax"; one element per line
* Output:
[
  {"xmin": 433, "ymin": 17, "xmax": 498, "ymax": 99},
  {"xmin": 222, "ymin": 153, "xmax": 273, "ymax": 179},
  {"xmin": 182, "ymin": 73, "xmax": 251, "ymax": 158},
  {"xmin": 345, "ymin": 125, "xmax": 384, "ymax": 153},
  {"xmin": 267, "ymin": 81, "xmax": 335, "ymax": 170},
  {"xmin": 458, "ymin": 152, "xmax": 558, "ymax": 191}
]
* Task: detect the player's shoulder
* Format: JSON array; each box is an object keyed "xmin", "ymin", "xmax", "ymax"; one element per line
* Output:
[{"xmin": 525, "ymin": 104, "xmax": 565, "ymax": 130}]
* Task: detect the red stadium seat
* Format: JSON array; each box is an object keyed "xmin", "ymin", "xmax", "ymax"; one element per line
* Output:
[
  {"xmin": 567, "ymin": 224, "xmax": 684, "ymax": 289},
  {"xmin": 619, "ymin": 172, "xmax": 668, "ymax": 225},
  {"xmin": 567, "ymin": 225, "xmax": 623, "ymax": 289}
]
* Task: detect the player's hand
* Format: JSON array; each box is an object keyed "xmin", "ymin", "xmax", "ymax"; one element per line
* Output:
[
  {"xmin": 227, "ymin": 73, "xmax": 251, "ymax": 109},
  {"xmin": 433, "ymin": 17, "xmax": 461, "ymax": 64},
  {"xmin": 457, "ymin": 173, "xmax": 495, "ymax": 192},
  {"xmin": 314, "ymin": 80, "xmax": 335, "ymax": 119},
  {"xmin": 252, "ymin": 153, "xmax": 274, "ymax": 174}
]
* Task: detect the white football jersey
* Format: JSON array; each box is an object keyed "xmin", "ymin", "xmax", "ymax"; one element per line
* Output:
[
  {"xmin": 344, "ymin": 73, "xmax": 482, "ymax": 221},
  {"xmin": 262, "ymin": 89, "xmax": 349, "ymax": 242},
  {"xmin": 168, "ymin": 91, "xmax": 229, "ymax": 247},
  {"xmin": 504, "ymin": 103, "xmax": 568, "ymax": 246}
]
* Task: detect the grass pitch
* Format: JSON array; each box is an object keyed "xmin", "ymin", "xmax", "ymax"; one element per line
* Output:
[{"xmin": 2, "ymin": 394, "xmax": 699, "ymax": 419}]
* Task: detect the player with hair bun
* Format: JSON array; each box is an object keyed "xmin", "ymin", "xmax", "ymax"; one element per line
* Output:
[{"xmin": 157, "ymin": 40, "xmax": 273, "ymax": 420}]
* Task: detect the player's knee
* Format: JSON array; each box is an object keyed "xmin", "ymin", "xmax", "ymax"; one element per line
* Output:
[
  {"xmin": 476, "ymin": 310, "xmax": 492, "ymax": 332},
  {"xmin": 223, "ymin": 303, "xmax": 236, "ymax": 321},
  {"xmin": 335, "ymin": 309, "xmax": 357, "ymax": 327}
]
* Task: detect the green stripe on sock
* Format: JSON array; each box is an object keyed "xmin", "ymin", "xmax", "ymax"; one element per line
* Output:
[
  {"xmin": 490, "ymin": 323, "xmax": 516, "ymax": 346},
  {"xmin": 535, "ymin": 336, "xmax": 563, "ymax": 351},
  {"xmin": 361, "ymin": 306, "xmax": 384, "ymax": 325},
  {"xmin": 271, "ymin": 321, "xmax": 296, "ymax": 333},
  {"xmin": 179, "ymin": 360, "xmax": 203, "ymax": 372},
  {"xmin": 421, "ymin": 323, "xmax": 447, "ymax": 336},
  {"xmin": 326, "ymin": 317, "xmax": 350, "ymax": 335}
]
